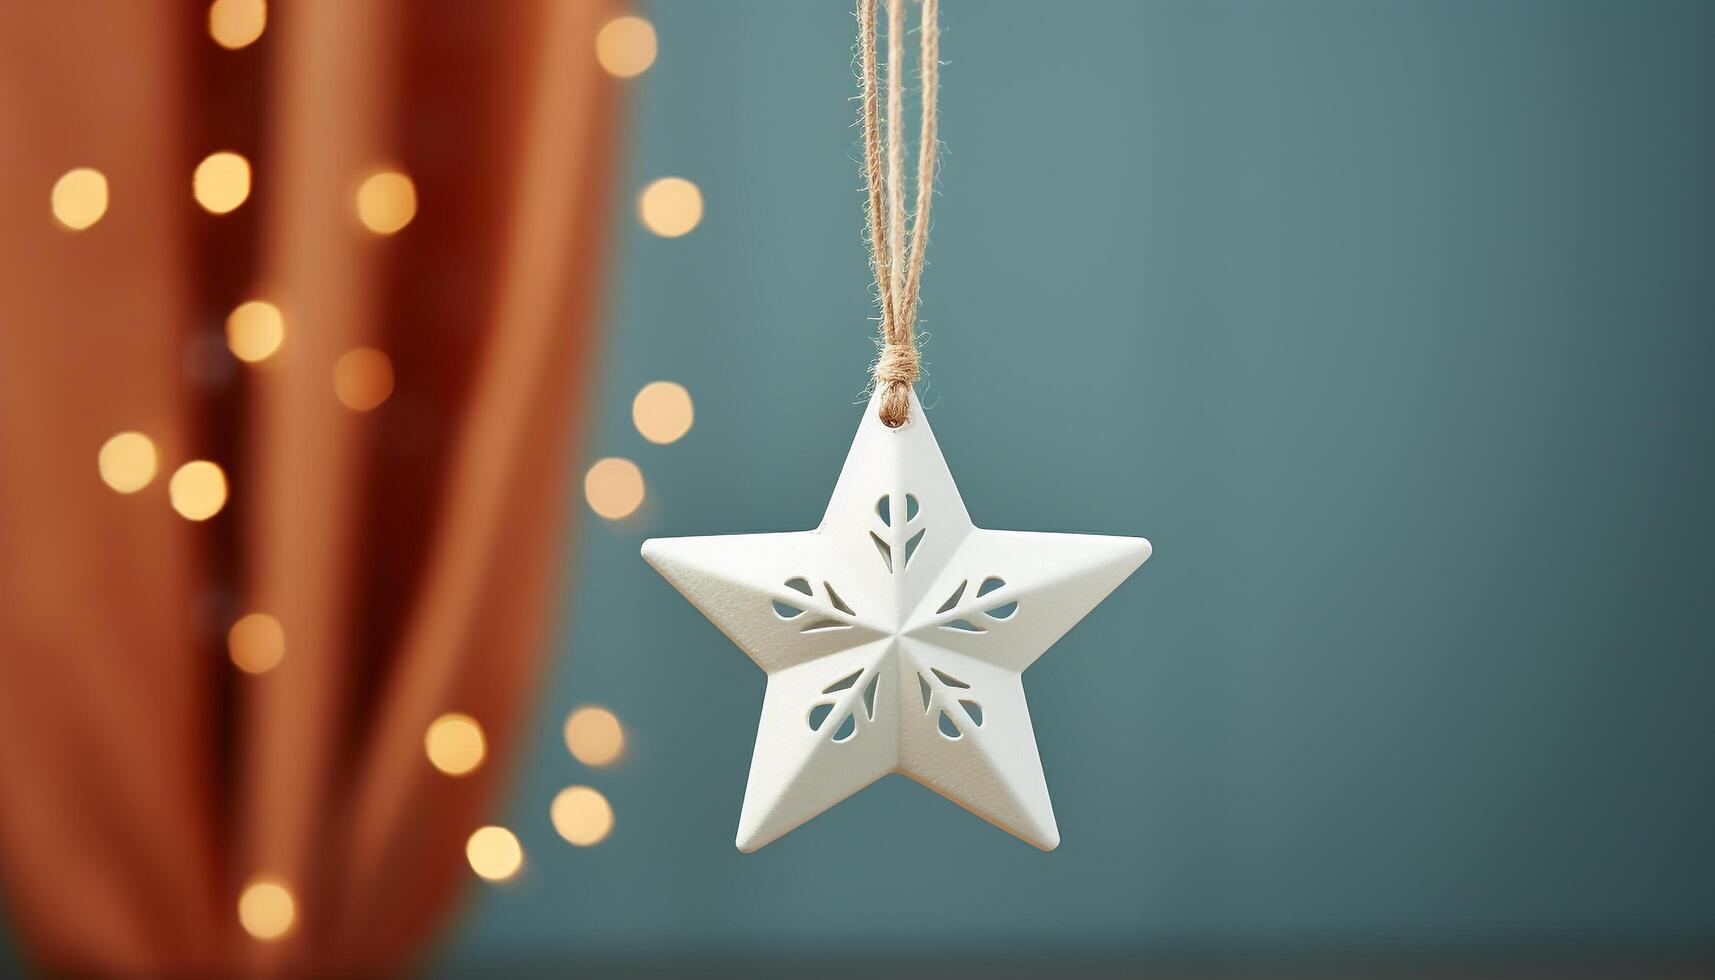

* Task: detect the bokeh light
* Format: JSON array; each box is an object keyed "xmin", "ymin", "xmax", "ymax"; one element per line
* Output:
[
  {"xmin": 356, "ymin": 171, "xmax": 417, "ymax": 234},
  {"xmin": 228, "ymin": 613, "xmax": 284, "ymax": 674},
  {"xmin": 466, "ymin": 826, "xmax": 523, "ymax": 881},
  {"xmin": 563, "ymin": 705, "xmax": 625, "ymax": 767},
  {"xmin": 168, "ymin": 461, "xmax": 228, "ymax": 521},
  {"xmin": 193, "ymin": 151, "xmax": 252, "ymax": 214},
  {"xmin": 583, "ymin": 458, "xmax": 644, "ymax": 520},
  {"xmin": 226, "ymin": 300, "xmax": 285, "ymax": 363},
  {"xmin": 51, "ymin": 168, "xmax": 108, "ymax": 230},
  {"xmin": 425, "ymin": 713, "xmax": 486, "ymax": 776},
  {"xmin": 208, "ymin": 0, "xmax": 266, "ymax": 49},
  {"xmin": 550, "ymin": 786, "xmax": 614, "ymax": 847},
  {"xmin": 97, "ymin": 432, "xmax": 158, "ymax": 494},
  {"xmin": 632, "ymin": 381, "xmax": 694, "ymax": 444},
  {"xmin": 637, "ymin": 177, "xmax": 702, "ymax": 237},
  {"xmin": 596, "ymin": 16, "xmax": 658, "ymax": 78},
  {"xmin": 332, "ymin": 347, "xmax": 394, "ymax": 411},
  {"xmin": 237, "ymin": 877, "xmax": 294, "ymax": 941}
]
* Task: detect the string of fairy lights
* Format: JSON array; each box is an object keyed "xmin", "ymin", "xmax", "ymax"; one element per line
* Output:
[{"xmin": 78, "ymin": 0, "xmax": 701, "ymax": 943}]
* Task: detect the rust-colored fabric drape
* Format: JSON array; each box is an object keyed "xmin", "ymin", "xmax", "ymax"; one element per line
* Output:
[{"xmin": 0, "ymin": 1, "xmax": 619, "ymax": 974}]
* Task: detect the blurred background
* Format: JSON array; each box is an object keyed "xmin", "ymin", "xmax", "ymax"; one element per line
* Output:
[{"xmin": 1, "ymin": 1, "xmax": 1712, "ymax": 977}]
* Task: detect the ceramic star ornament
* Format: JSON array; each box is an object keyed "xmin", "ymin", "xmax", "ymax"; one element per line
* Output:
[{"xmin": 642, "ymin": 389, "xmax": 1150, "ymax": 851}]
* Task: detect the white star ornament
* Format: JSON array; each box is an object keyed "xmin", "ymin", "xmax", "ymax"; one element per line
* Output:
[{"xmin": 641, "ymin": 389, "xmax": 1150, "ymax": 852}]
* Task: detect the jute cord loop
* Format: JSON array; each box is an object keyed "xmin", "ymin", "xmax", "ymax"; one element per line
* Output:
[{"xmin": 859, "ymin": 0, "xmax": 938, "ymax": 427}]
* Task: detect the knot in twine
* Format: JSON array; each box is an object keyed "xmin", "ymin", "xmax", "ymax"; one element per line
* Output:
[
  {"xmin": 873, "ymin": 340, "xmax": 921, "ymax": 427},
  {"xmin": 859, "ymin": 0, "xmax": 939, "ymax": 427}
]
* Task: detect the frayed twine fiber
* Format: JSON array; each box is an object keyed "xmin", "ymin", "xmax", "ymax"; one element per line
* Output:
[{"xmin": 859, "ymin": 0, "xmax": 938, "ymax": 427}]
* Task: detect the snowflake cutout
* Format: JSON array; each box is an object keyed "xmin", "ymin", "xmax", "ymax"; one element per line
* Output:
[{"xmin": 643, "ymin": 389, "xmax": 1150, "ymax": 851}]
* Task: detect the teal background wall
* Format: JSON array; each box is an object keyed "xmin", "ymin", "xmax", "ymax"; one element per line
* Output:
[{"xmin": 438, "ymin": 0, "xmax": 1713, "ymax": 971}]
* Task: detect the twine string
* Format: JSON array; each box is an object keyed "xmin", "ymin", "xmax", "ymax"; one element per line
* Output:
[{"xmin": 859, "ymin": 0, "xmax": 939, "ymax": 427}]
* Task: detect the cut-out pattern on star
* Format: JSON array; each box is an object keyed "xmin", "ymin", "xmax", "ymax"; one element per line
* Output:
[{"xmin": 642, "ymin": 389, "xmax": 1150, "ymax": 851}]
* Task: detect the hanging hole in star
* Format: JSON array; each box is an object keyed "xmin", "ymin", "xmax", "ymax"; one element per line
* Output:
[
  {"xmin": 904, "ymin": 529, "xmax": 925, "ymax": 568},
  {"xmin": 876, "ymin": 495, "xmax": 891, "ymax": 526},
  {"xmin": 985, "ymin": 601, "xmax": 1018, "ymax": 620},
  {"xmin": 978, "ymin": 577, "xmax": 1005, "ymax": 597},
  {"xmin": 931, "ymin": 668, "xmax": 970, "ymax": 689},
  {"xmin": 823, "ymin": 670, "xmax": 862, "ymax": 694},
  {"xmin": 961, "ymin": 700, "xmax": 984, "ymax": 727},
  {"xmin": 863, "ymin": 672, "xmax": 879, "ymax": 720},
  {"xmin": 918, "ymin": 673, "xmax": 933, "ymax": 712},
  {"xmin": 938, "ymin": 710, "xmax": 962, "ymax": 739},
  {"xmin": 808, "ymin": 703, "xmax": 834, "ymax": 730},
  {"xmin": 937, "ymin": 580, "xmax": 966, "ymax": 614},
  {"xmin": 799, "ymin": 618, "xmax": 849, "ymax": 634},
  {"xmin": 825, "ymin": 582, "xmax": 854, "ymax": 615},
  {"xmin": 906, "ymin": 494, "xmax": 919, "ymax": 521},
  {"xmin": 832, "ymin": 713, "xmax": 857, "ymax": 742},
  {"xmin": 870, "ymin": 532, "xmax": 892, "ymax": 572},
  {"xmin": 942, "ymin": 619, "xmax": 985, "ymax": 634},
  {"xmin": 785, "ymin": 577, "xmax": 813, "ymax": 595}
]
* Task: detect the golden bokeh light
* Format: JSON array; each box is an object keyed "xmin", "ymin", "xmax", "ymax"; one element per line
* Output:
[
  {"xmin": 356, "ymin": 171, "xmax": 417, "ymax": 234},
  {"xmin": 637, "ymin": 177, "xmax": 702, "ymax": 237},
  {"xmin": 550, "ymin": 785, "xmax": 614, "ymax": 847},
  {"xmin": 193, "ymin": 151, "xmax": 252, "ymax": 214},
  {"xmin": 51, "ymin": 168, "xmax": 108, "ymax": 230},
  {"xmin": 228, "ymin": 613, "xmax": 284, "ymax": 674},
  {"xmin": 332, "ymin": 347, "xmax": 394, "ymax": 411},
  {"xmin": 97, "ymin": 432, "xmax": 158, "ymax": 494},
  {"xmin": 563, "ymin": 705, "xmax": 625, "ymax": 767},
  {"xmin": 583, "ymin": 458, "xmax": 644, "ymax": 520},
  {"xmin": 631, "ymin": 381, "xmax": 694, "ymax": 444},
  {"xmin": 226, "ymin": 300, "xmax": 285, "ymax": 363},
  {"xmin": 596, "ymin": 16, "xmax": 658, "ymax": 78},
  {"xmin": 466, "ymin": 826, "xmax": 523, "ymax": 881},
  {"xmin": 208, "ymin": 0, "xmax": 266, "ymax": 49},
  {"xmin": 237, "ymin": 877, "xmax": 294, "ymax": 941},
  {"xmin": 168, "ymin": 461, "xmax": 228, "ymax": 521},
  {"xmin": 425, "ymin": 713, "xmax": 486, "ymax": 777}
]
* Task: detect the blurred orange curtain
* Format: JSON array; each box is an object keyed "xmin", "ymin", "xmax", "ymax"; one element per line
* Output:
[{"xmin": 0, "ymin": 1, "xmax": 620, "ymax": 974}]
